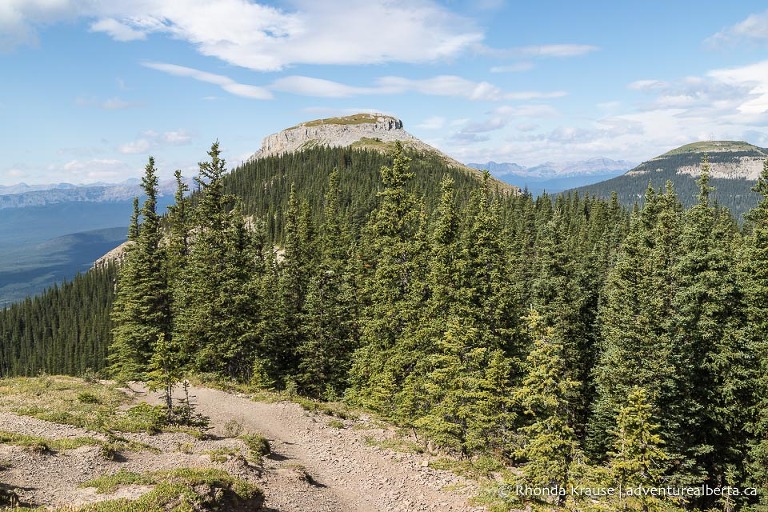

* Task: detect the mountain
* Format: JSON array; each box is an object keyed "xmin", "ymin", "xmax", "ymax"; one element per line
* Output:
[
  {"xmin": 469, "ymin": 158, "xmax": 634, "ymax": 195},
  {"xmin": 249, "ymin": 112, "xmax": 517, "ymax": 193},
  {"xmin": 569, "ymin": 141, "xmax": 767, "ymax": 220},
  {"xmin": 0, "ymin": 178, "xmax": 179, "ymax": 209}
]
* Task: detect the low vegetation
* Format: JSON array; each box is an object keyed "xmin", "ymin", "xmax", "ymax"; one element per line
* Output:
[{"xmin": 75, "ymin": 468, "xmax": 263, "ymax": 512}]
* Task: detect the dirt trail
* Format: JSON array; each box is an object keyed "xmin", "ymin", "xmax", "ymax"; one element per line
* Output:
[
  {"xmin": 0, "ymin": 384, "xmax": 486, "ymax": 511},
  {"xmin": 145, "ymin": 385, "xmax": 485, "ymax": 512}
]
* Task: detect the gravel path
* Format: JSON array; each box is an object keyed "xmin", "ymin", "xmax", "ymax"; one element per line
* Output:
[
  {"xmin": 0, "ymin": 384, "xmax": 486, "ymax": 511},
  {"xmin": 148, "ymin": 385, "xmax": 485, "ymax": 512}
]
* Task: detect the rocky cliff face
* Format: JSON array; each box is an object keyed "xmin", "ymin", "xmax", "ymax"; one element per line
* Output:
[{"xmin": 250, "ymin": 114, "xmax": 417, "ymax": 159}]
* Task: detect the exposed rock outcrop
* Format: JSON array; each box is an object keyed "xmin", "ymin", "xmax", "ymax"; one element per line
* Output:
[{"xmin": 249, "ymin": 114, "xmax": 418, "ymax": 159}]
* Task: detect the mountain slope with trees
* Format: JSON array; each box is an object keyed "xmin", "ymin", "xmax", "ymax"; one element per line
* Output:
[
  {"xmin": 570, "ymin": 140, "xmax": 766, "ymax": 220},
  {"xmin": 2, "ymin": 125, "xmax": 768, "ymax": 509}
]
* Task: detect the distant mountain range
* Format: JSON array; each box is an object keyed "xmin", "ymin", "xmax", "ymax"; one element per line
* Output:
[
  {"xmin": 0, "ymin": 178, "xmax": 182, "ymax": 209},
  {"xmin": 468, "ymin": 158, "xmax": 636, "ymax": 194},
  {"xmin": 569, "ymin": 141, "xmax": 767, "ymax": 220},
  {"xmin": 0, "ymin": 180, "xmax": 179, "ymax": 306}
]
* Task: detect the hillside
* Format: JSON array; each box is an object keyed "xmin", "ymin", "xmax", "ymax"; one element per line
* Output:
[
  {"xmin": 0, "ymin": 227, "xmax": 126, "ymax": 308},
  {"xmin": 248, "ymin": 113, "xmax": 516, "ymax": 194},
  {"xmin": 570, "ymin": 140, "xmax": 767, "ymax": 219}
]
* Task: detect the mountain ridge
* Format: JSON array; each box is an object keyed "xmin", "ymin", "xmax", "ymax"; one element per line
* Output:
[{"xmin": 569, "ymin": 140, "xmax": 766, "ymax": 219}]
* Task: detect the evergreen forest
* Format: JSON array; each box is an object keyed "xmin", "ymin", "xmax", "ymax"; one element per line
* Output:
[{"xmin": 2, "ymin": 142, "xmax": 768, "ymax": 511}]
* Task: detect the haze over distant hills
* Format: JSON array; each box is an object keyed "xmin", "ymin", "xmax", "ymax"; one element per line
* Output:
[
  {"xmin": 468, "ymin": 158, "xmax": 636, "ymax": 194},
  {"xmin": 0, "ymin": 178, "xmax": 182, "ymax": 209},
  {"xmin": 569, "ymin": 141, "xmax": 767, "ymax": 220},
  {"xmin": 0, "ymin": 180, "xmax": 179, "ymax": 306}
]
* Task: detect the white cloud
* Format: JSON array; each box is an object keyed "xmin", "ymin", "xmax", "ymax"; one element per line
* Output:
[
  {"xmin": 76, "ymin": 96, "xmax": 141, "ymax": 109},
  {"xmin": 707, "ymin": 10, "xmax": 768, "ymax": 46},
  {"xmin": 504, "ymin": 90, "xmax": 567, "ymax": 101},
  {"xmin": 119, "ymin": 129, "xmax": 193, "ymax": 154},
  {"xmin": 524, "ymin": 44, "xmax": 599, "ymax": 57},
  {"xmin": 0, "ymin": 0, "xmax": 82, "ymax": 49},
  {"xmin": 628, "ymin": 79, "xmax": 669, "ymax": 91},
  {"xmin": 416, "ymin": 116, "xmax": 446, "ymax": 130},
  {"xmin": 494, "ymin": 104, "xmax": 559, "ymax": 118},
  {"xmin": 271, "ymin": 76, "xmax": 378, "ymax": 97},
  {"xmin": 142, "ymin": 62, "xmax": 272, "ymax": 99},
  {"xmin": 89, "ymin": 17, "xmax": 146, "ymax": 41},
  {"xmin": 708, "ymin": 60, "xmax": 768, "ymax": 114},
  {"xmin": 502, "ymin": 44, "xmax": 599, "ymax": 58},
  {"xmin": 60, "ymin": 158, "xmax": 131, "ymax": 181},
  {"xmin": 3, "ymin": 0, "xmax": 482, "ymax": 69},
  {"xmin": 162, "ymin": 130, "xmax": 191, "ymax": 144},
  {"xmin": 490, "ymin": 62, "xmax": 534, "ymax": 73},
  {"xmin": 376, "ymin": 75, "xmax": 503, "ymax": 100},
  {"xmin": 118, "ymin": 138, "xmax": 151, "ymax": 154}
]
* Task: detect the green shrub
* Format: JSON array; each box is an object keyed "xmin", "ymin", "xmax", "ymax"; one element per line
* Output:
[
  {"xmin": 240, "ymin": 433, "xmax": 270, "ymax": 463},
  {"xmin": 77, "ymin": 392, "xmax": 100, "ymax": 404}
]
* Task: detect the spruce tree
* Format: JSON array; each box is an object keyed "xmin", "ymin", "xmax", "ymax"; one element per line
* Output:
[
  {"xmin": 348, "ymin": 141, "xmax": 424, "ymax": 413},
  {"xmin": 608, "ymin": 386, "xmax": 673, "ymax": 511},
  {"xmin": 298, "ymin": 169, "xmax": 357, "ymax": 398},
  {"xmin": 667, "ymin": 161, "xmax": 748, "ymax": 503},
  {"xmin": 515, "ymin": 309, "xmax": 580, "ymax": 506},
  {"xmin": 108, "ymin": 157, "xmax": 171, "ymax": 381},
  {"xmin": 742, "ymin": 158, "xmax": 768, "ymax": 510},
  {"xmin": 174, "ymin": 141, "xmax": 257, "ymax": 380}
]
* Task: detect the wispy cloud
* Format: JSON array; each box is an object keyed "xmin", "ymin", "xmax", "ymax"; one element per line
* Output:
[
  {"xmin": 485, "ymin": 44, "xmax": 599, "ymax": 59},
  {"xmin": 271, "ymin": 76, "xmax": 379, "ymax": 98},
  {"xmin": 89, "ymin": 17, "xmax": 147, "ymax": 41},
  {"xmin": 707, "ymin": 10, "xmax": 768, "ymax": 46},
  {"xmin": 119, "ymin": 129, "xmax": 193, "ymax": 155},
  {"xmin": 59, "ymin": 158, "xmax": 131, "ymax": 181},
  {"xmin": 142, "ymin": 62, "xmax": 273, "ymax": 99},
  {"xmin": 376, "ymin": 75, "xmax": 504, "ymax": 100},
  {"xmin": 490, "ymin": 62, "xmax": 534, "ymax": 73},
  {"xmin": 511, "ymin": 44, "xmax": 599, "ymax": 57},
  {"xmin": 76, "ymin": 96, "xmax": 142, "ymax": 110}
]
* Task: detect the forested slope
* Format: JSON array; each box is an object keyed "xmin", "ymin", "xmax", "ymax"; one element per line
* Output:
[{"xmin": 3, "ymin": 141, "xmax": 768, "ymax": 510}]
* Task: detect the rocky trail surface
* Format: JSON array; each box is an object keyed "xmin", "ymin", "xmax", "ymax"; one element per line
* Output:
[{"xmin": 0, "ymin": 383, "xmax": 487, "ymax": 511}]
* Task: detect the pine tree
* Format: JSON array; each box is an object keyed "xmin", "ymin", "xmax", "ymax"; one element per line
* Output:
[
  {"xmin": 298, "ymin": 169, "xmax": 357, "ymax": 398},
  {"xmin": 166, "ymin": 169, "xmax": 189, "ymax": 283},
  {"xmin": 608, "ymin": 386, "xmax": 673, "ymax": 511},
  {"xmin": 108, "ymin": 157, "xmax": 171, "ymax": 381},
  {"xmin": 515, "ymin": 309, "xmax": 580, "ymax": 506},
  {"xmin": 667, "ymin": 161, "xmax": 748, "ymax": 504},
  {"xmin": 348, "ymin": 141, "xmax": 424, "ymax": 413},
  {"xmin": 742, "ymin": 158, "xmax": 768, "ymax": 510},
  {"xmin": 146, "ymin": 333, "xmax": 183, "ymax": 419},
  {"xmin": 589, "ymin": 183, "xmax": 682, "ymax": 458},
  {"xmin": 174, "ymin": 141, "xmax": 256, "ymax": 380}
]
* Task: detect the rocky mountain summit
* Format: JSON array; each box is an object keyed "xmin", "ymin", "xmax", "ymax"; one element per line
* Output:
[{"xmin": 249, "ymin": 113, "xmax": 421, "ymax": 159}]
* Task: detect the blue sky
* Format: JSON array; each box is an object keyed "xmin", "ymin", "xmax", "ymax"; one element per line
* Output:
[{"xmin": 2, "ymin": 0, "xmax": 768, "ymax": 185}]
